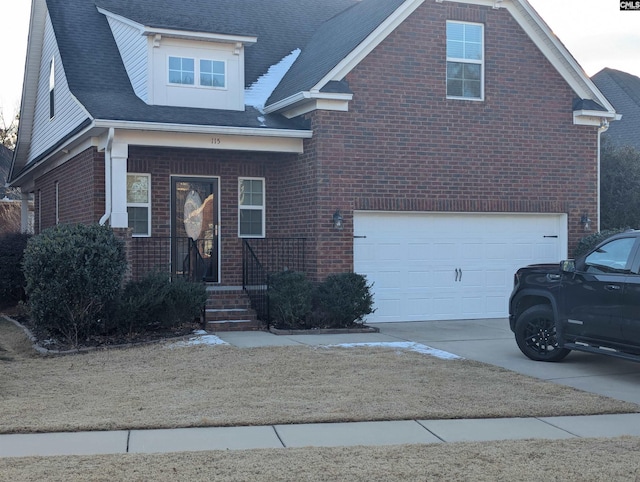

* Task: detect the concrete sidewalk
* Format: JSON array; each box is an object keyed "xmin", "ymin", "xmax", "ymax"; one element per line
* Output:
[
  {"xmin": 3, "ymin": 318, "xmax": 640, "ymax": 458},
  {"xmin": 3, "ymin": 414, "xmax": 640, "ymax": 457}
]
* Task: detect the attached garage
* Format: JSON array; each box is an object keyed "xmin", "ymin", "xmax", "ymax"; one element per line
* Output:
[{"xmin": 353, "ymin": 212, "xmax": 567, "ymax": 323}]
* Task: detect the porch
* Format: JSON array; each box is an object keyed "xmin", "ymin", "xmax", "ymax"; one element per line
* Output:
[{"xmin": 128, "ymin": 236, "xmax": 307, "ymax": 331}]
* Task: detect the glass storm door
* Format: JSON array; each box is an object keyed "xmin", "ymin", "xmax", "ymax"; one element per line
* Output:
[{"xmin": 171, "ymin": 177, "xmax": 219, "ymax": 282}]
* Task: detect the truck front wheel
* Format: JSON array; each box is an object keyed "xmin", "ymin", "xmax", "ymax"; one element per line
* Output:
[{"xmin": 514, "ymin": 305, "xmax": 570, "ymax": 362}]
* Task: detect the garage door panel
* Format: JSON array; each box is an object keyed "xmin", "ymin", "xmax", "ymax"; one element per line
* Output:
[{"xmin": 354, "ymin": 212, "xmax": 566, "ymax": 323}]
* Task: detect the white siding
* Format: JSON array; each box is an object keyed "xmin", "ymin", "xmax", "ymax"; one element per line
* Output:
[
  {"xmin": 28, "ymin": 13, "xmax": 89, "ymax": 164},
  {"xmin": 106, "ymin": 16, "xmax": 148, "ymax": 102}
]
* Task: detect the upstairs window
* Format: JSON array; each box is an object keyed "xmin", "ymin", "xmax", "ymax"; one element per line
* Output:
[
  {"xmin": 169, "ymin": 57, "xmax": 195, "ymax": 85},
  {"xmin": 200, "ymin": 60, "xmax": 226, "ymax": 88},
  {"xmin": 446, "ymin": 21, "xmax": 484, "ymax": 100},
  {"xmin": 238, "ymin": 178, "xmax": 265, "ymax": 238},
  {"xmin": 49, "ymin": 58, "xmax": 55, "ymax": 119},
  {"xmin": 168, "ymin": 56, "xmax": 226, "ymax": 89}
]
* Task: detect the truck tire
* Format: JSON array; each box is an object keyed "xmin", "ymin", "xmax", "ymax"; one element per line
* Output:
[{"xmin": 514, "ymin": 305, "xmax": 570, "ymax": 362}]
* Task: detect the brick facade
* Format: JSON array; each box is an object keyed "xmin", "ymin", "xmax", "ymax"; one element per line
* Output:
[{"xmin": 32, "ymin": 2, "xmax": 600, "ymax": 286}]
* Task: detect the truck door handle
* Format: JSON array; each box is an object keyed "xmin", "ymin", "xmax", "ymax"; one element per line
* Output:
[{"xmin": 605, "ymin": 284, "xmax": 621, "ymax": 291}]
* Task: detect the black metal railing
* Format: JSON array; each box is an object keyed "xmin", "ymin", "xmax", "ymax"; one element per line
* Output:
[
  {"xmin": 242, "ymin": 238, "xmax": 306, "ymax": 325},
  {"xmin": 242, "ymin": 240, "xmax": 269, "ymax": 322},
  {"xmin": 129, "ymin": 236, "xmax": 217, "ymax": 282}
]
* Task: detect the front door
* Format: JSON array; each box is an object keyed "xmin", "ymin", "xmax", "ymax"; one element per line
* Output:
[{"xmin": 171, "ymin": 177, "xmax": 219, "ymax": 282}]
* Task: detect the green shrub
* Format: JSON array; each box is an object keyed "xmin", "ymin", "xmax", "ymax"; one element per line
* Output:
[
  {"xmin": 573, "ymin": 228, "xmax": 629, "ymax": 258},
  {"xmin": 0, "ymin": 232, "xmax": 31, "ymax": 305},
  {"xmin": 268, "ymin": 271, "xmax": 313, "ymax": 329},
  {"xmin": 22, "ymin": 224, "xmax": 127, "ymax": 346},
  {"xmin": 313, "ymin": 273, "xmax": 375, "ymax": 328},
  {"xmin": 116, "ymin": 271, "xmax": 207, "ymax": 335}
]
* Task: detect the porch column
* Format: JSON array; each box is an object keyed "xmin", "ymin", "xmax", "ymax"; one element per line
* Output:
[
  {"xmin": 110, "ymin": 142, "xmax": 129, "ymax": 228},
  {"xmin": 20, "ymin": 192, "xmax": 30, "ymax": 233}
]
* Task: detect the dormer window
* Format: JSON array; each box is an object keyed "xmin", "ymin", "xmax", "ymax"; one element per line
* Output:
[
  {"xmin": 200, "ymin": 60, "xmax": 226, "ymax": 88},
  {"xmin": 169, "ymin": 57, "xmax": 195, "ymax": 85},
  {"xmin": 168, "ymin": 56, "xmax": 226, "ymax": 89}
]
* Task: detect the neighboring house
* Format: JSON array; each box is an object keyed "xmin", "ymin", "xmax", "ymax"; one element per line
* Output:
[
  {"xmin": 592, "ymin": 68, "xmax": 640, "ymax": 151},
  {"xmin": 9, "ymin": 0, "xmax": 617, "ymax": 325},
  {"xmin": 0, "ymin": 144, "xmax": 19, "ymax": 200}
]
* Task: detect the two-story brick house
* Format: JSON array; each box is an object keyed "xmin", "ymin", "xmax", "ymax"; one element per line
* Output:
[{"xmin": 9, "ymin": 0, "xmax": 617, "ymax": 326}]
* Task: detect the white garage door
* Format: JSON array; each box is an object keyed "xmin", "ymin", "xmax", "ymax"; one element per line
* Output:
[{"xmin": 353, "ymin": 212, "xmax": 567, "ymax": 323}]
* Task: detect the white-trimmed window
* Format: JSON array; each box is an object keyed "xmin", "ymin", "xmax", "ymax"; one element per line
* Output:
[
  {"xmin": 238, "ymin": 178, "xmax": 265, "ymax": 238},
  {"xmin": 168, "ymin": 56, "xmax": 226, "ymax": 89},
  {"xmin": 127, "ymin": 173, "xmax": 151, "ymax": 237},
  {"xmin": 49, "ymin": 58, "xmax": 55, "ymax": 119},
  {"xmin": 446, "ymin": 21, "xmax": 484, "ymax": 100}
]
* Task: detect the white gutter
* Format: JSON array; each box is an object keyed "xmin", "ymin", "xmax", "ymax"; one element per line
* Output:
[
  {"xmin": 99, "ymin": 127, "xmax": 115, "ymax": 225},
  {"xmin": 596, "ymin": 120, "xmax": 610, "ymax": 232},
  {"xmin": 92, "ymin": 119, "xmax": 313, "ymax": 138}
]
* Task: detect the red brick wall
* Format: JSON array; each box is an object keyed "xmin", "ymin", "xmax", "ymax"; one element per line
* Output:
[
  {"xmin": 31, "ymin": 3, "xmax": 600, "ymax": 286},
  {"xmin": 34, "ymin": 147, "xmax": 104, "ymax": 232},
  {"xmin": 128, "ymin": 147, "xmax": 296, "ymax": 285},
  {"xmin": 281, "ymin": 2, "xmax": 599, "ymax": 279}
]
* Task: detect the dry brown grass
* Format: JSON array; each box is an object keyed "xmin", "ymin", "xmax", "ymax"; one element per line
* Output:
[
  {"xmin": 1, "ymin": 316, "xmax": 637, "ymax": 435},
  {"xmin": 2, "ymin": 438, "xmax": 640, "ymax": 481}
]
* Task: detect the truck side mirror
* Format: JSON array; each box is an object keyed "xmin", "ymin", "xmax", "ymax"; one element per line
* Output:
[{"xmin": 560, "ymin": 259, "xmax": 575, "ymax": 273}]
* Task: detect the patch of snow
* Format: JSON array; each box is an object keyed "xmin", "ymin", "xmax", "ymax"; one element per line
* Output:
[
  {"xmin": 245, "ymin": 49, "xmax": 301, "ymax": 112},
  {"xmin": 167, "ymin": 333, "xmax": 228, "ymax": 348},
  {"xmin": 327, "ymin": 342, "xmax": 463, "ymax": 360}
]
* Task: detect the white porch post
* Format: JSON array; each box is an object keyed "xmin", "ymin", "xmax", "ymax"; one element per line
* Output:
[
  {"xmin": 110, "ymin": 142, "xmax": 129, "ymax": 228},
  {"xmin": 20, "ymin": 192, "xmax": 30, "ymax": 233}
]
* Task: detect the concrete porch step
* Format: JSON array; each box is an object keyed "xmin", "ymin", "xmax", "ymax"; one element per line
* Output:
[{"xmin": 206, "ymin": 319, "xmax": 263, "ymax": 332}]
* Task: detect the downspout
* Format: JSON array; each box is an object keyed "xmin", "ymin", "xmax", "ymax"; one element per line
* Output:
[
  {"xmin": 596, "ymin": 119, "xmax": 610, "ymax": 233},
  {"xmin": 99, "ymin": 127, "xmax": 115, "ymax": 225}
]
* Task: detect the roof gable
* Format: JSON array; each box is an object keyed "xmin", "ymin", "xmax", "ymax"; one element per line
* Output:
[{"xmin": 592, "ymin": 68, "xmax": 640, "ymax": 150}]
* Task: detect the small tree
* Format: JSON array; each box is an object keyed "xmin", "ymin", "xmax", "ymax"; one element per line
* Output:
[
  {"xmin": 22, "ymin": 224, "xmax": 127, "ymax": 346},
  {"xmin": 600, "ymin": 136, "xmax": 640, "ymax": 230},
  {"xmin": 0, "ymin": 232, "xmax": 31, "ymax": 305}
]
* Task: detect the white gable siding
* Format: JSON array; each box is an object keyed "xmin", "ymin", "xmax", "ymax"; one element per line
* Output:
[
  {"xmin": 29, "ymin": 13, "xmax": 89, "ymax": 164},
  {"xmin": 106, "ymin": 16, "xmax": 148, "ymax": 102}
]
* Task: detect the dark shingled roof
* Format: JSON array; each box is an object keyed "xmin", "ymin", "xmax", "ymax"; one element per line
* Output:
[
  {"xmin": 47, "ymin": 0, "xmax": 391, "ymax": 129},
  {"xmin": 592, "ymin": 68, "xmax": 640, "ymax": 151},
  {"xmin": 268, "ymin": 0, "xmax": 405, "ymax": 105}
]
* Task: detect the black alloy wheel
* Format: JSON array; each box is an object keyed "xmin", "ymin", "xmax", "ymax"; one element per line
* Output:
[{"xmin": 514, "ymin": 305, "xmax": 571, "ymax": 362}]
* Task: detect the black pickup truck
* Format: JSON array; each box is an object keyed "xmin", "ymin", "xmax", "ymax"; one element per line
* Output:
[{"xmin": 509, "ymin": 230, "xmax": 640, "ymax": 362}]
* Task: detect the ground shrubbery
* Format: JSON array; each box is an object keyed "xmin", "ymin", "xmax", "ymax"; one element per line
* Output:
[
  {"xmin": 22, "ymin": 224, "xmax": 128, "ymax": 346},
  {"xmin": 0, "ymin": 232, "xmax": 31, "ymax": 306},
  {"xmin": 117, "ymin": 271, "xmax": 207, "ymax": 336},
  {"xmin": 268, "ymin": 271, "xmax": 375, "ymax": 330},
  {"xmin": 20, "ymin": 224, "xmax": 206, "ymax": 347},
  {"xmin": 573, "ymin": 228, "xmax": 629, "ymax": 258}
]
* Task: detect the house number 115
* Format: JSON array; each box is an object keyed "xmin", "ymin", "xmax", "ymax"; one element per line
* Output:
[{"xmin": 211, "ymin": 138, "xmax": 221, "ymax": 145}]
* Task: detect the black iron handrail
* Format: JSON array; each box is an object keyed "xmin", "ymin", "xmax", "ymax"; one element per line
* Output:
[
  {"xmin": 242, "ymin": 238, "xmax": 307, "ymax": 326},
  {"xmin": 129, "ymin": 236, "xmax": 216, "ymax": 282},
  {"xmin": 242, "ymin": 240, "xmax": 269, "ymax": 323}
]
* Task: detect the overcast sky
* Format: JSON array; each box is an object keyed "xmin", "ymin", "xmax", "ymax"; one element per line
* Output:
[{"xmin": 1, "ymin": 0, "xmax": 639, "ymax": 122}]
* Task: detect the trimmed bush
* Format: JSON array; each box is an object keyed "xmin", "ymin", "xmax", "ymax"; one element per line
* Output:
[
  {"xmin": 22, "ymin": 224, "xmax": 127, "ymax": 346},
  {"xmin": 116, "ymin": 271, "xmax": 207, "ymax": 335},
  {"xmin": 573, "ymin": 228, "xmax": 629, "ymax": 258},
  {"xmin": 0, "ymin": 232, "xmax": 31, "ymax": 305},
  {"xmin": 314, "ymin": 272, "xmax": 375, "ymax": 328},
  {"xmin": 268, "ymin": 271, "xmax": 313, "ymax": 329}
]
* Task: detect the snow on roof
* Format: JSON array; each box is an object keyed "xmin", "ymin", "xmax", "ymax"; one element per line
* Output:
[{"xmin": 245, "ymin": 49, "xmax": 301, "ymax": 111}]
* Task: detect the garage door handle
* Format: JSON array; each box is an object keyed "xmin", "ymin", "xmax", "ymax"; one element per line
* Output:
[{"xmin": 455, "ymin": 268, "xmax": 462, "ymax": 282}]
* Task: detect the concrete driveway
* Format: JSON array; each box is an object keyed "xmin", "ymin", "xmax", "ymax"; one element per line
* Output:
[{"xmin": 375, "ymin": 318, "xmax": 640, "ymax": 405}]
